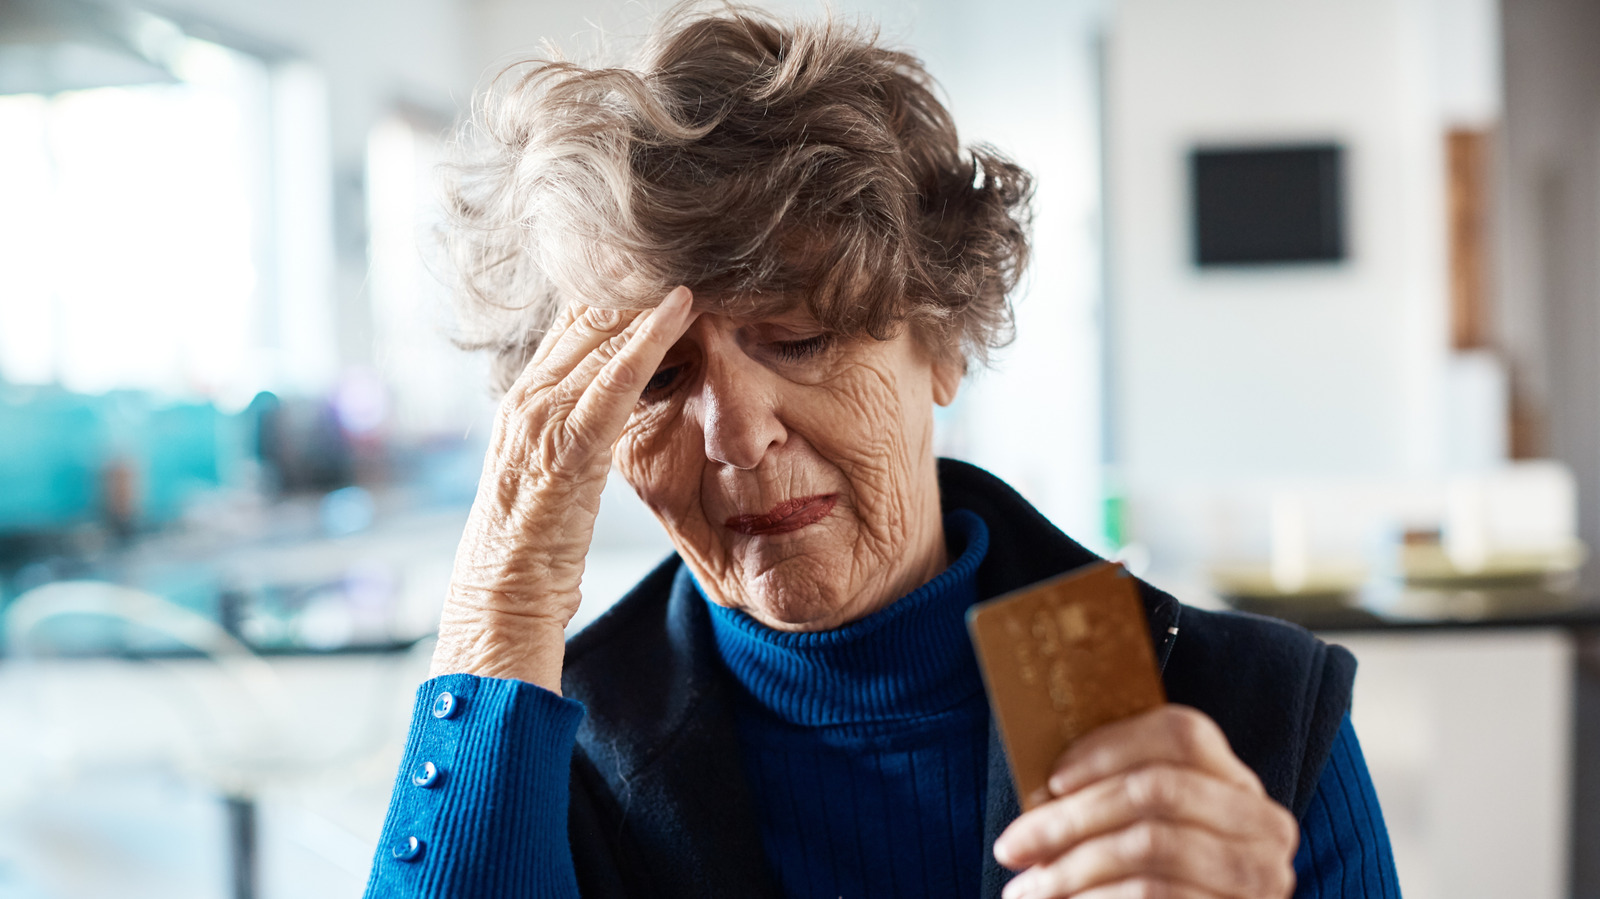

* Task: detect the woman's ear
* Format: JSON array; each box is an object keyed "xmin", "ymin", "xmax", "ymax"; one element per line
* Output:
[{"xmin": 931, "ymin": 354, "xmax": 964, "ymax": 407}]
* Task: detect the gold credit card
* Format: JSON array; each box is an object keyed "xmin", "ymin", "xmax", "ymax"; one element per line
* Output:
[{"xmin": 966, "ymin": 562, "xmax": 1166, "ymax": 810}]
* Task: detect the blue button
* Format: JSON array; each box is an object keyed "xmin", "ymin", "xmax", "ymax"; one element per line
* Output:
[
  {"xmin": 431, "ymin": 691, "xmax": 459, "ymax": 719},
  {"xmin": 392, "ymin": 835, "xmax": 424, "ymax": 862},
  {"xmin": 411, "ymin": 761, "xmax": 442, "ymax": 788}
]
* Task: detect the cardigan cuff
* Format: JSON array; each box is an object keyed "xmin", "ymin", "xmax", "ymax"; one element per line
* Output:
[{"xmin": 364, "ymin": 674, "xmax": 586, "ymax": 898}]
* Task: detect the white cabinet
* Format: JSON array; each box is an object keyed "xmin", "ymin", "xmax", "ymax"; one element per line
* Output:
[{"xmin": 1333, "ymin": 630, "xmax": 1574, "ymax": 899}]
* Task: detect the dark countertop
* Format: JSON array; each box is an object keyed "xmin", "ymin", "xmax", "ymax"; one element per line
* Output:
[{"xmin": 1227, "ymin": 588, "xmax": 1600, "ymax": 633}]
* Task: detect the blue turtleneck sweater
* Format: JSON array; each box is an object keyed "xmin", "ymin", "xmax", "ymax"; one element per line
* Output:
[{"xmin": 704, "ymin": 509, "xmax": 993, "ymax": 898}]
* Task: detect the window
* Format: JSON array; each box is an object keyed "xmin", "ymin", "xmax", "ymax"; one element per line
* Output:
[{"xmin": 0, "ymin": 30, "xmax": 334, "ymax": 408}]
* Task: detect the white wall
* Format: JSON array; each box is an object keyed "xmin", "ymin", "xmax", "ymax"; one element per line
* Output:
[
  {"xmin": 912, "ymin": 0, "xmax": 1109, "ymax": 547},
  {"xmin": 1105, "ymin": 0, "xmax": 1497, "ymax": 571}
]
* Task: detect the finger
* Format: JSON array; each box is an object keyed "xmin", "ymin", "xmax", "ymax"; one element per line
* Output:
[
  {"xmin": 995, "ymin": 764, "xmax": 1297, "ymax": 870},
  {"xmin": 502, "ymin": 301, "xmax": 587, "ymax": 400},
  {"xmin": 513, "ymin": 304, "xmax": 640, "ymax": 398},
  {"xmin": 1001, "ymin": 821, "xmax": 1295, "ymax": 899},
  {"xmin": 549, "ymin": 287, "xmax": 693, "ymax": 407},
  {"xmin": 566, "ymin": 286, "xmax": 696, "ymax": 442},
  {"xmin": 524, "ymin": 301, "xmax": 583, "ymax": 370},
  {"xmin": 1023, "ymin": 876, "xmax": 1223, "ymax": 899},
  {"xmin": 1048, "ymin": 706, "xmax": 1261, "ymax": 799}
]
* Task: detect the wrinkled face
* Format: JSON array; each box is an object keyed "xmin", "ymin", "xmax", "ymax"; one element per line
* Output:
[{"xmin": 614, "ymin": 308, "xmax": 963, "ymax": 632}]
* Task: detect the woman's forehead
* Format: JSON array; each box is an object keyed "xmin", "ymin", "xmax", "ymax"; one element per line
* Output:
[{"xmin": 691, "ymin": 293, "xmax": 818, "ymax": 327}]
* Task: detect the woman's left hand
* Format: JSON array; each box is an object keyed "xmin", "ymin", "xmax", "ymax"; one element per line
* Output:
[{"xmin": 992, "ymin": 705, "xmax": 1299, "ymax": 899}]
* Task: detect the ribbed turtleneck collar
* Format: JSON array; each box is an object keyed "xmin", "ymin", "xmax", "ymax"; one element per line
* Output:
[{"xmin": 700, "ymin": 509, "xmax": 990, "ymax": 728}]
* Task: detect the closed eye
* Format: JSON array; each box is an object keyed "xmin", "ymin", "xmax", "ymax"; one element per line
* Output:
[
  {"xmin": 639, "ymin": 364, "xmax": 685, "ymax": 402},
  {"xmin": 771, "ymin": 335, "xmax": 834, "ymax": 363}
]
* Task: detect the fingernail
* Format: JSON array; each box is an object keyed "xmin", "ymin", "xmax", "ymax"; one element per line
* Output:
[
  {"xmin": 1002, "ymin": 874, "xmax": 1034, "ymax": 899},
  {"xmin": 992, "ymin": 836, "xmax": 1013, "ymax": 865},
  {"xmin": 662, "ymin": 285, "xmax": 692, "ymax": 314}
]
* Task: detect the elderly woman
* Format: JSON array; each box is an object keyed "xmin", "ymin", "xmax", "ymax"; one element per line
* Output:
[{"xmin": 366, "ymin": 8, "xmax": 1398, "ymax": 899}]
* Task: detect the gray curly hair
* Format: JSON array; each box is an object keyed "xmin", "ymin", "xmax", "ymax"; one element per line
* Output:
[{"xmin": 445, "ymin": 3, "xmax": 1034, "ymax": 393}]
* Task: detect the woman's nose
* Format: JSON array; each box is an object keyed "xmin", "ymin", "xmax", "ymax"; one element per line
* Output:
[{"xmin": 697, "ymin": 361, "xmax": 785, "ymax": 470}]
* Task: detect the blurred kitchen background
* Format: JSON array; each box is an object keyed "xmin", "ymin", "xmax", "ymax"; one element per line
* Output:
[{"xmin": 1, "ymin": 0, "xmax": 1597, "ymax": 896}]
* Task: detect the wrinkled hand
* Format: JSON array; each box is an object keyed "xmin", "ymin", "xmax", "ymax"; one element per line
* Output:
[
  {"xmin": 993, "ymin": 706, "xmax": 1298, "ymax": 899},
  {"xmin": 430, "ymin": 287, "xmax": 696, "ymax": 690}
]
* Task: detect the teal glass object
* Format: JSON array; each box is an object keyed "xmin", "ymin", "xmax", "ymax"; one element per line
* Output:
[
  {"xmin": 0, "ymin": 390, "xmax": 107, "ymax": 531},
  {"xmin": 0, "ymin": 387, "xmax": 247, "ymax": 534}
]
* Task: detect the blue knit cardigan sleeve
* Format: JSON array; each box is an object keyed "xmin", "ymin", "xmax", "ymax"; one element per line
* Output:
[
  {"xmin": 363, "ymin": 673, "xmax": 585, "ymax": 898},
  {"xmin": 362, "ymin": 676, "xmax": 1398, "ymax": 898},
  {"xmin": 1293, "ymin": 714, "xmax": 1403, "ymax": 897}
]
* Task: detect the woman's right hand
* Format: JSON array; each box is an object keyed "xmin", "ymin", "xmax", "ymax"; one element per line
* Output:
[{"xmin": 429, "ymin": 287, "xmax": 696, "ymax": 692}]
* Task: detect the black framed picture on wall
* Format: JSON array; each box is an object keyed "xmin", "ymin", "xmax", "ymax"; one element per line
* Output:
[{"xmin": 1190, "ymin": 143, "xmax": 1346, "ymax": 266}]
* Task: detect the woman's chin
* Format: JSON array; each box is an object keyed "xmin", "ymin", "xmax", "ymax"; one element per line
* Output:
[
  {"xmin": 744, "ymin": 601, "xmax": 849, "ymax": 633},
  {"xmin": 733, "ymin": 572, "xmax": 856, "ymax": 633}
]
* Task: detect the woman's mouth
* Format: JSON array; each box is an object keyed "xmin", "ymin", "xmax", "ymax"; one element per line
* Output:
[{"xmin": 725, "ymin": 494, "xmax": 839, "ymax": 536}]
